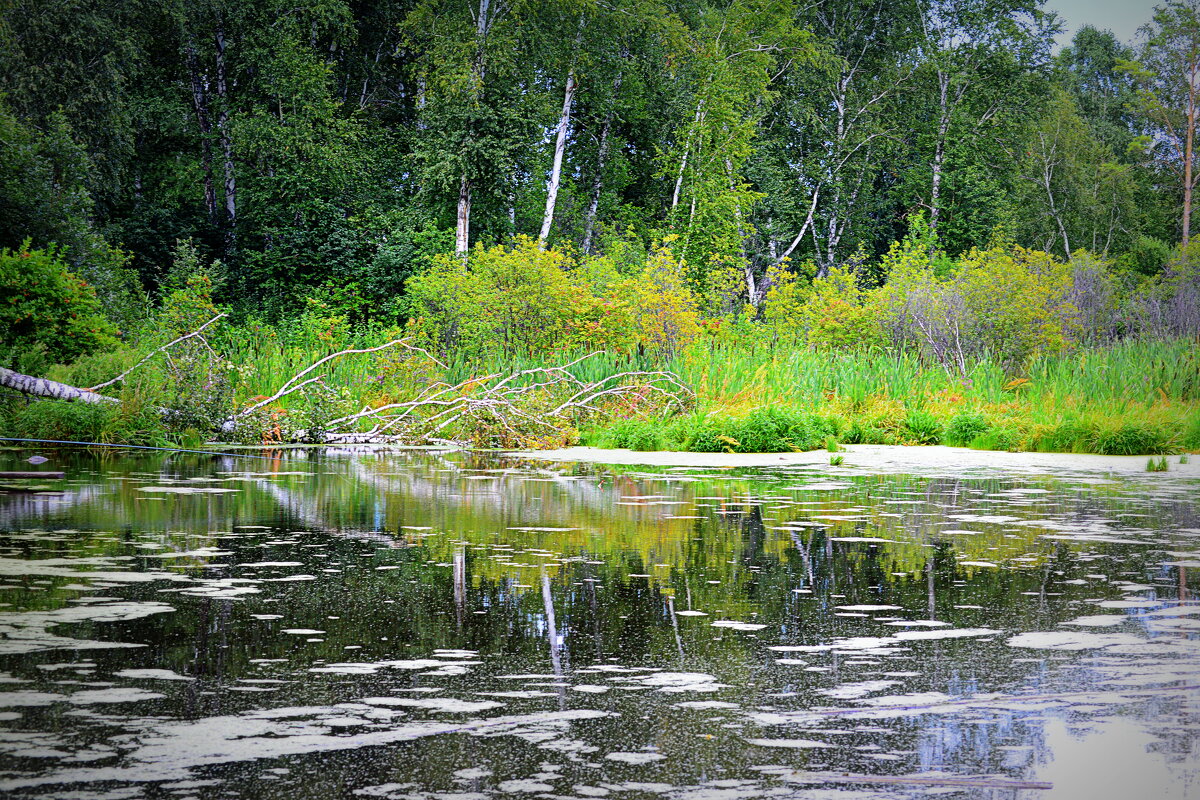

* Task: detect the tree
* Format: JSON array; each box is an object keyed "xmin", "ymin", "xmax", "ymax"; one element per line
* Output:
[
  {"xmin": 1016, "ymin": 88, "xmax": 1138, "ymax": 258},
  {"xmin": 404, "ymin": 0, "xmax": 533, "ymax": 255},
  {"xmin": 660, "ymin": 0, "xmax": 825, "ymax": 305},
  {"xmin": 755, "ymin": 0, "xmax": 916, "ymax": 276},
  {"xmin": 1123, "ymin": 0, "xmax": 1200, "ymax": 247},
  {"xmin": 911, "ymin": 0, "xmax": 1055, "ymax": 243}
]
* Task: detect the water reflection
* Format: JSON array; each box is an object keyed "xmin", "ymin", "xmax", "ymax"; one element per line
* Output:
[{"xmin": 0, "ymin": 446, "xmax": 1196, "ymax": 799}]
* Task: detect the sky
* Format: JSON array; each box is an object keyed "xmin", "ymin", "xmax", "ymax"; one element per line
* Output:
[{"xmin": 1044, "ymin": 0, "xmax": 1160, "ymax": 48}]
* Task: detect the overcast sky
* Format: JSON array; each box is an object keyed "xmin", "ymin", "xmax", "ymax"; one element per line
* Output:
[{"xmin": 1044, "ymin": 0, "xmax": 1159, "ymax": 48}]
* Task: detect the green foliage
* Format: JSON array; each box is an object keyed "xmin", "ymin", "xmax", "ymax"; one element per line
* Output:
[
  {"xmin": 944, "ymin": 410, "xmax": 990, "ymax": 446},
  {"xmin": 902, "ymin": 410, "xmax": 943, "ymax": 445},
  {"xmin": 0, "ymin": 241, "xmax": 117, "ymax": 372},
  {"xmin": 1088, "ymin": 421, "xmax": 1173, "ymax": 456},
  {"xmin": 683, "ymin": 408, "xmax": 840, "ymax": 454},
  {"xmin": 406, "ymin": 237, "xmax": 703, "ymax": 360},
  {"xmin": 8, "ymin": 401, "xmax": 112, "ymax": 442},
  {"xmin": 1146, "ymin": 456, "xmax": 1169, "ymax": 471},
  {"xmin": 7, "ymin": 394, "xmax": 165, "ymax": 445},
  {"xmin": 877, "ymin": 231, "xmax": 1080, "ymax": 371},
  {"xmin": 1121, "ymin": 235, "xmax": 1172, "ymax": 275}
]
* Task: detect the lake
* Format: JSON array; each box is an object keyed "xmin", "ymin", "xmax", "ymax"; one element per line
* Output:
[{"xmin": 0, "ymin": 446, "xmax": 1197, "ymax": 799}]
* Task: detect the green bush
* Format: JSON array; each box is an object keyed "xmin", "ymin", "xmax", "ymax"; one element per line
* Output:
[
  {"xmin": 596, "ymin": 418, "xmax": 666, "ymax": 451},
  {"xmin": 680, "ymin": 408, "xmax": 839, "ymax": 453},
  {"xmin": 944, "ymin": 410, "xmax": 989, "ymax": 446},
  {"xmin": 1088, "ymin": 422, "xmax": 1172, "ymax": 455},
  {"xmin": 0, "ymin": 241, "xmax": 118, "ymax": 371},
  {"xmin": 903, "ymin": 410, "xmax": 944, "ymax": 445}
]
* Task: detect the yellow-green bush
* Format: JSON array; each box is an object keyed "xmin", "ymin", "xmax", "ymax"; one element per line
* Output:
[{"xmin": 406, "ymin": 237, "xmax": 703, "ymax": 359}]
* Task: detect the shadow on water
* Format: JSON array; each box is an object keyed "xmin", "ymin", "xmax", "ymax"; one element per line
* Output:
[{"xmin": 0, "ymin": 446, "xmax": 1197, "ymax": 799}]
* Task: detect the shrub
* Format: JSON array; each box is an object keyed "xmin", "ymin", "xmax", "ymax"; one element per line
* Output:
[
  {"xmin": 1089, "ymin": 422, "xmax": 1172, "ymax": 455},
  {"xmin": 902, "ymin": 410, "xmax": 944, "ymax": 445},
  {"xmin": 0, "ymin": 241, "xmax": 118, "ymax": 371},
  {"xmin": 680, "ymin": 408, "xmax": 838, "ymax": 453},
  {"xmin": 944, "ymin": 410, "xmax": 989, "ymax": 446},
  {"xmin": 406, "ymin": 237, "xmax": 703, "ymax": 360},
  {"xmin": 801, "ymin": 264, "xmax": 886, "ymax": 352},
  {"xmin": 609, "ymin": 241, "xmax": 703, "ymax": 355},
  {"xmin": 593, "ymin": 418, "xmax": 666, "ymax": 451},
  {"xmin": 406, "ymin": 237, "xmax": 582, "ymax": 359}
]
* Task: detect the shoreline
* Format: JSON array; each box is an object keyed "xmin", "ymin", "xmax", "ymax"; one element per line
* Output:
[{"xmin": 513, "ymin": 444, "xmax": 1200, "ymax": 478}]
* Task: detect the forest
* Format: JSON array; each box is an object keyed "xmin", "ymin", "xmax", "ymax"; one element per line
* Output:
[{"xmin": 1, "ymin": 0, "xmax": 1198, "ymax": 456}]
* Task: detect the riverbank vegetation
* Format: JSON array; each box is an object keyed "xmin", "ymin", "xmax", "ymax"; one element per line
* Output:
[
  {"xmin": 4, "ymin": 231, "xmax": 1196, "ymax": 455},
  {"xmin": 1, "ymin": 1, "xmax": 1198, "ymax": 455}
]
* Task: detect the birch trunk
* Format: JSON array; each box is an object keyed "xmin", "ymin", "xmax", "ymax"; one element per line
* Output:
[
  {"xmin": 0, "ymin": 369, "xmax": 119, "ymax": 406},
  {"xmin": 929, "ymin": 71, "xmax": 950, "ymax": 239},
  {"xmin": 671, "ymin": 102, "xmax": 704, "ymax": 210},
  {"xmin": 582, "ymin": 69, "xmax": 623, "ymax": 254},
  {"xmin": 581, "ymin": 113, "xmax": 611, "ymax": 255},
  {"xmin": 456, "ymin": 176, "xmax": 471, "ymax": 255},
  {"xmin": 1184, "ymin": 54, "xmax": 1197, "ymax": 250},
  {"xmin": 539, "ymin": 72, "xmax": 578, "ymax": 243}
]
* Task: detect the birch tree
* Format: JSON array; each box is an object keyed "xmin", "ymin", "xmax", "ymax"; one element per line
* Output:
[
  {"xmin": 405, "ymin": 0, "xmax": 530, "ymax": 255},
  {"xmin": 914, "ymin": 0, "xmax": 1052, "ymax": 241}
]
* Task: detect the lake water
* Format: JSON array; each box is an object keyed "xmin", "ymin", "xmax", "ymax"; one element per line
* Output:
[{"xmin": 0, "ymin": 446, "xmax": 1197, "ymax": 800}]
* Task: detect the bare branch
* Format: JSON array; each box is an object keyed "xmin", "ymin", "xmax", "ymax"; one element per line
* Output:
[{"xmin": 88, "ymin": 313, "xmax": 227, "ymax": 392}]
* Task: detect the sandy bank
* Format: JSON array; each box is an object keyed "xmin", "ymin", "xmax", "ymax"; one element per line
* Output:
[{"xmin": 514, "ymin": 444, "xmax": 1200, "ymax": 478}]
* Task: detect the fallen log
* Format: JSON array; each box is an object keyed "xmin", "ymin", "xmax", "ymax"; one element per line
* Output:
[
  {"xmin": 0, "ymin": 368, "xmax": 119, "ymax": 406},
  {"xmin": 0, "ymin": 471, "xmax": 66, "ymax": 479}
]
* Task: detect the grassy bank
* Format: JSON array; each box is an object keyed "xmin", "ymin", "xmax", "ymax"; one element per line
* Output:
[
  {"xmin": 2, "ymin": 327, "xmax": 1197, "ymax": 456},
  {"xmin": 607, "ymin": 339, "xmax": 1200, "ymax": 456}
]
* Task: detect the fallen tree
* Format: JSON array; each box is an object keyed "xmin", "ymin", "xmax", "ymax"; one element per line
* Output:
[
  {"xmin": 0, "ymin": 367, "xmax": 119, "ymax": 406},
  {"xmin": 1, "ymin": 327, "xmax": 693, "ymax": 447}
]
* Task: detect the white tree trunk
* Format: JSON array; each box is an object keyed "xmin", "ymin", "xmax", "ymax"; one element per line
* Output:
[
  {"xmin": 215, "ymin": 25, "xmax": 237, "ymax": 252},
  {"xmin": 0, "ymin": 368, "xmax": 119, "ymax": 406},
  {"xmin": 582, "ymin": 112, "xmax": 612, "ymax": 254},
  {"xmin": 456, "ymin": 176, "xmax": 471, "ymax": 255},
  {"xmin": 539, "ymin": 72, "xmax": 578, "ymax": 243}
]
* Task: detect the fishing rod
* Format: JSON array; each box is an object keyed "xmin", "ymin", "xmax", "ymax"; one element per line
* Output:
[{"xmin": 0, "ymin": 437, "xmax": 284, "ymax": 462}]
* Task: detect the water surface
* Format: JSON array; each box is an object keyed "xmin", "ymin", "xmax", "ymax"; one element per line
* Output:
[{"xmin": 0, "ymin": 447, "xmax": 1197, "ymax": 799}]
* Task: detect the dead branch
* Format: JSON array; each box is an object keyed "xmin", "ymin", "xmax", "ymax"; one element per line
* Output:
[
  {"xmin": 87, "ymin": 312, "xmax": 227, "ymax": 392},
  {"xmin": 311, "ymin": 358, "xmax": 694, "ymax": 447},
  {"xmin": 236, "ymin": 338, "xmax": 436, "ymax": 418}
]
